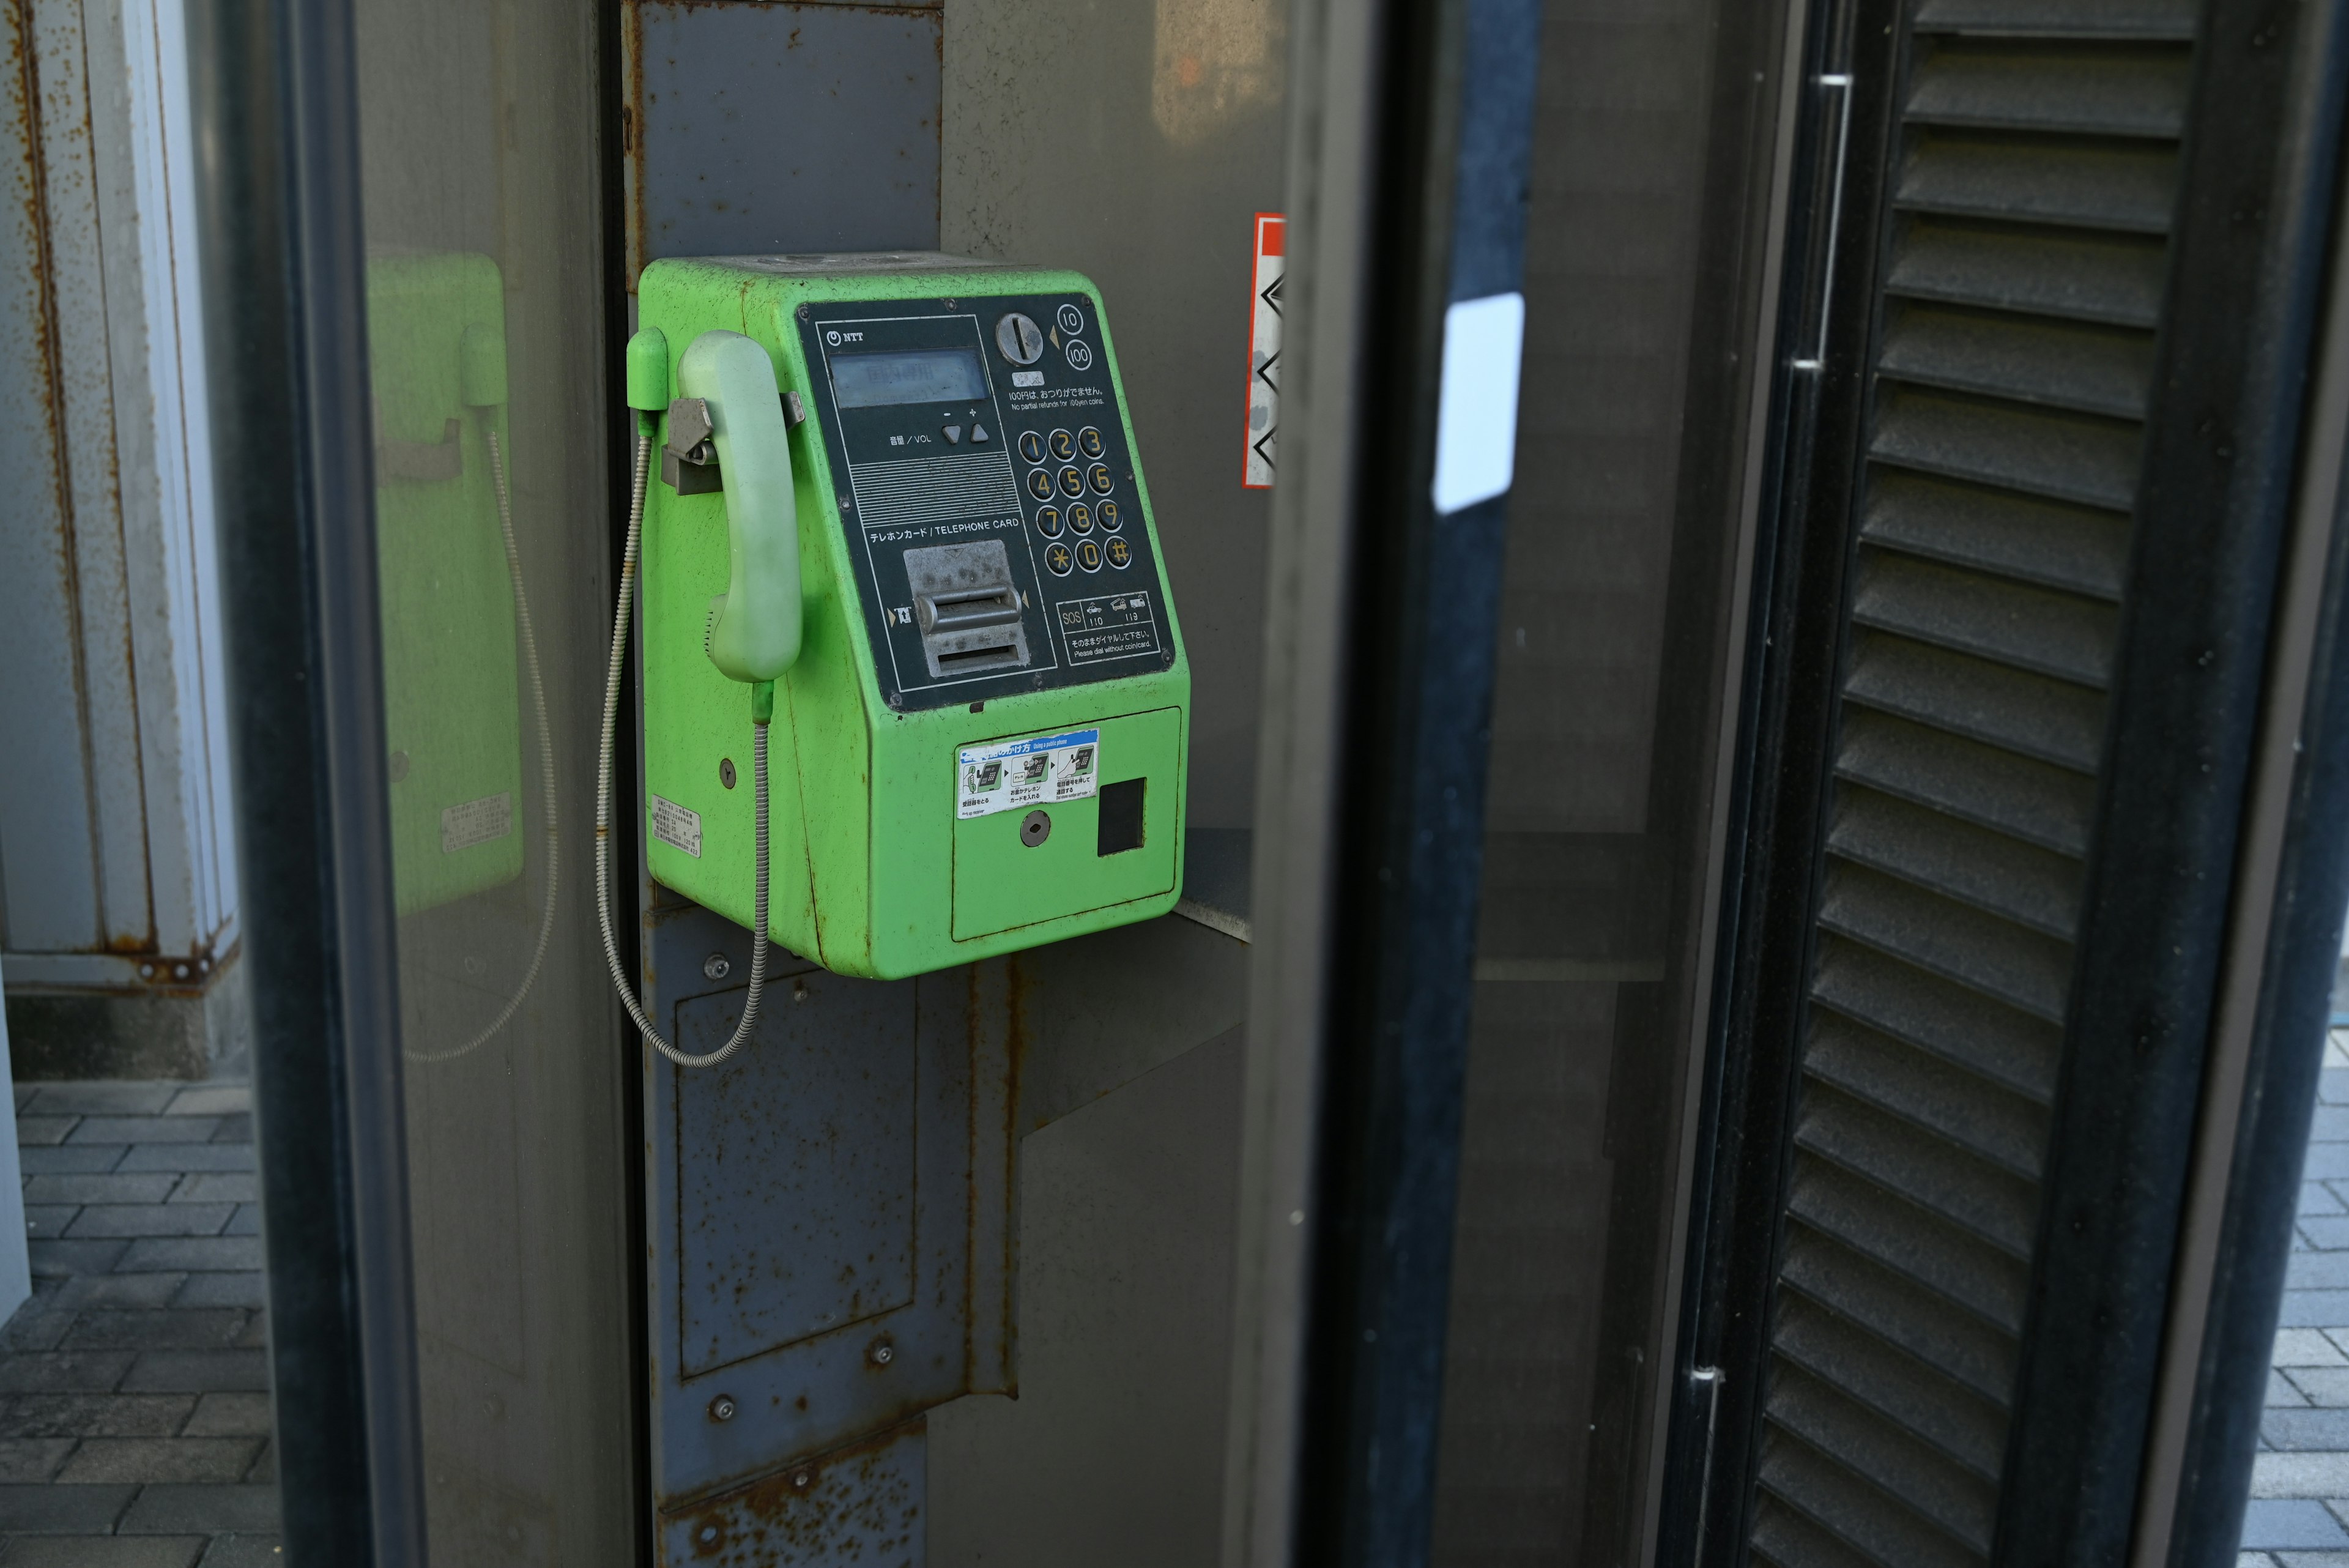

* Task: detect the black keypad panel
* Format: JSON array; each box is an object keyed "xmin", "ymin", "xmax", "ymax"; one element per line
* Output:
[{"xmin": 796, "ymin": 291, "xmax": 1171, "ymax": 710}]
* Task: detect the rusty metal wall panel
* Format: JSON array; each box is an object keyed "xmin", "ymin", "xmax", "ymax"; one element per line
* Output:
[
  {"xmin": 626, "ymin": 1, "xmax": 942, "ymax": 283},
  {"xmin": 0, "ymin": 0, "xmax": 239, "ymax": 985},
  {"xmin": 645, "ymin": 894, "xmax": 1011, "ymax": 1525},
  {"xmin": 675, "ymin": 979, "xmax": 918, "ymax": 1372},
  {"xmin": 659, "ymin": 1417, "xmax": 926, "ymax": 1567}
]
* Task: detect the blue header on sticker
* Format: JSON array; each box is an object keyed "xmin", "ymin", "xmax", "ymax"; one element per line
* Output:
[{"xmin": 958, "ymin": 728, "xmax": 1100, "ymax": 765}]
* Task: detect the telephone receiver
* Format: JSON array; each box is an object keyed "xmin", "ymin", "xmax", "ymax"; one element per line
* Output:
[{"xmin": 675, "ymin": 330, "xmax": 801, "ymax": 682}]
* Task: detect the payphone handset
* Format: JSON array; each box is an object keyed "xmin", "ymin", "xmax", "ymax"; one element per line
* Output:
[{"xmin": 597, "ymin": 254, "xmax": 1190, "ymax": 1057}]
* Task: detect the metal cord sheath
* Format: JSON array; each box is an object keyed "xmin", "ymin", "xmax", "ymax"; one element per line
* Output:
[{"xmin": 595, "ymin": 429, "xmax": 770, "ymax": 1068}]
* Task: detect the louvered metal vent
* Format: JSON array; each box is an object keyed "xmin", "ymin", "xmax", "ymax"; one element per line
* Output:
[{"xmin": 1750, "ymin": 2, "xmax": 2195, "ymax": 1564}]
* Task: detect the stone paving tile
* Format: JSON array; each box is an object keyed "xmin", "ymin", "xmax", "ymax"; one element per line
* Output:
[
  {"xmin": 2292, "ymin": 1255, "xmax": 2349, "ymax": 1290},
  {"xmin": 109, "ymin": 1150, "xmax": 249, "ymax": 1178},
  {"xmin": 24, "ymin": 1177, "xmax": 179, "ymax": 1209},
  {"xmin": 1, "ymin": 1312, "xmax": 76, "ymax": 1355},
  {"xmin": 115, "ymin": 1354, "xmax": 266, "ymax": 1397},
  {"xmin": 161, "ymin": 1280, "xmax": 258, "ymax": 1315},
  {"xmin": 59, "ymin": 1314, "xmax": 247, "ymax": 1355},
  {"xmin": 12, "ymin": 1121, "xmax": 79, "ymax": 1150},
  {"xmin": 2245, "ymin": 1499, "xmax": 2349, "ymax": 1549},
  {"xmin": 239, "ymin": 1446, "xmax": 269, "ymax": 1486},
  {"xmin": 20, "ymin": 1211, "xmax": 76, "ymax": 1243},
  {"xmin": 217, "ymin": 1212, "xmax": 256, "ymax": 1244},
  {"xmin": 177, "ymin": 1396, "xmax": 265, "ymax": 1441},
  {"xmin": 2279, "ymin": 1291, "xmax": 2349, "ymax": 1329},
  {"xmin": 2274, "ymin": 1370, "xmax": 2309, "ymax": 1406},
  {"xmin": 111, "ymin": 1243, "xmax": 257, "ymax": 1277},
  {"xmin": 24, "ymin": 1088, "xmax": 176, "ymax": 1119},
  {"xmin": 160, "ymin": 1178, "xmax": 248, "ymax": 1209},
  {"xmin": 2276, "ymin": 1329, "xmax": 2346, "ymax": 1370},
  {"xmin": 51, "ymin": 1277, "xmax": 185, "ymax": 1314},
  {"xmin": 0, "ymin": 1540, "xmax": 207, "ymax": 1567},
  {"xmin": 116, "ymin": 1485, "xmax": 278, "ymax": 1536},
  {"xmin": 0, "ymin": 1396, "xmax": 194, "ymax": 1440},
  {"xmin": 192, "ymin": 1534, "xmax": 277, "ymax": 1567},
  {"xmin": 0, "ymin": 1440, "xmax": 75, "ymax": 1483},
  {"xmin": 201, "ymin": 1121, "xmax": 247, "ymax": 1150},
  {"xmin": 54, "ymin": 1441, "xmax": 262, "ymax": 1486},
  {"xmin": 18, "ymin": 1148, "xmax": 127, "ymax": 1178},
  {"xmin": 2269, "ymin": 1411, "xmax": 2349, "ymax": 1449},
  {"xmin": 27, "ymin": 1245, "xmax": 127, "ymax": 1284},
  {"xmin": 2279, "ymin": 1558, "xmax": 2349, "ymax": 1568},
  {"xmin": 62, "ymin": 1208, "xmax": 232, "ymax": 1244},
  {"xmin": 225, "ymin": 1321, "xmax": 262, "ymax": 1356},
  {"xmin": 64, "ymin": 1123, "xmax": 215, "ymax": 1151},
  {"xmin": 2259, "ymin": 1450, "xmax": 2349, "ymax": 1498},
  {"xmin": 2308, "ymin": 1219, "xmax": 2349, "ymax": 1250},
  {"xmin": 158, "ymin": 1090, "xmax": 245, "ymax": 1120},
  {"xmin": 0, "ymin": 1483, "xmax": 136, "ymax": 1532},
  {"xmin": 2303, "ymin": 1183, "xmax": 2343, "ymax": 1217},
  {"xmin": 0, "ymin": 1354, "xmax": 132, "ymax": 1397},
  {"xmin": 2293, "ymin": 1368, "xmax": 2349, "ymax": 1407}
]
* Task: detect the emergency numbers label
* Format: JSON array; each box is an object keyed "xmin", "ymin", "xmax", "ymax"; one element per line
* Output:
[
  {"xmin": 957, "ymin": 729, "xmax": 1100, "ymax": 820},
  {"xmin": 650, "ymin": 794, "xmax": 703, "ymax": 858},
  {"xmin": 1056, "ymin": 593, "xmax": 1161, "ymax": 665}
]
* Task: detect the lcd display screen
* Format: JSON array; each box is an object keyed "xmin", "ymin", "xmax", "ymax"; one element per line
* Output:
[{"xmin": 830, "ymin": 347, "xmax": 989, "ymax": 408}]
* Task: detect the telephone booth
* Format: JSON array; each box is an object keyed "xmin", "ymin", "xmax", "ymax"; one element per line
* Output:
[{"xmin": 184, "ymin": 0, "xmax": 2349, "ymax": 1564}]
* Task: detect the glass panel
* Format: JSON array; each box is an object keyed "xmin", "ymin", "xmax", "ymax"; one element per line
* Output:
[
  {"xmin": 353, "ymin": 3, "xmax": 633, "ymax": 1559},
  {"xmin": 1431, "ymin": 0, "xmax": 1789, "ymax": 1558}
]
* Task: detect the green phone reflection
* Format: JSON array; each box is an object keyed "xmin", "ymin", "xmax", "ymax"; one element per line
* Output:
[{"xmin": 368, "ymin": 253, "xmax": 556, "ymax": 1061}]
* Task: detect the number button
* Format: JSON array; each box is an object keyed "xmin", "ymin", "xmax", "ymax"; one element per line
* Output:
[
  {"xmin": 1035, "ymin": 505, "xmax": 1063, "ymax": 538},
  {"xmin": 1026, "ymin": 469, "xmax": 1054, "ymax": 502},
  {"xmin": 1098, "ymin": 500, "xmax": 1122, "ymax": 532},
  {"xmin": 1048, "ymin": 429, "xmax": 1076, "ymax": 462},
  {"xmin": 1105, "ymin": 537, "xmax": 1132, "ymax": 569},
  {"xmin": 1044, "ymin": 542, "xmax": 1075, "ymax": 576},
  {"xmin": 1076, "ymin": 538, "xmax": 1103, "ymax": 573},
  {"xmin": 1088, "ymin": 464, "xmax": 1113, "ymax": 495},
  {"xmin": 1078, "ymin": 427, "xmax": 1104, "ymax": 459},
  {"xmin": 1068, "ymin": 503, "xmax": 1093, "ymax": 534},
  {"xmin": 1058, "ymin": 466, "xmax": 1084, "ymax": 499},
  {"xmin": 1018, "ymin": 430, "xmax": 1044, "ymax": 464}
]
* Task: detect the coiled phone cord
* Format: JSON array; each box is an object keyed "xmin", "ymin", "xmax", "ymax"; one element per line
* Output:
[
  {"xmin": 594, "ymin": 425, "xmax": 772, "ymax": 1069},
  {"xmin": 406, "ymin": 420, "xmax": 562, "ymax": 1065}
]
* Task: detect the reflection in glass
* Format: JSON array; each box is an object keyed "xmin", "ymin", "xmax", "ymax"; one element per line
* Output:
[{"xmin": 355, "ymin": 1, "xmax": 631, "ymax": 1559}]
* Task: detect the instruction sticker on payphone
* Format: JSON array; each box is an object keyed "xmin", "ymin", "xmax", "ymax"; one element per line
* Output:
[{"xmin": 957, "ymin": 730, "xmax": 1100, "ymax": 819}]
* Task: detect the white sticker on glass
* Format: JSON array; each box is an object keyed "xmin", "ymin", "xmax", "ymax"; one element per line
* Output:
[{"xmin": 1431, "ymin": 291, "xmax": 1526, "ymax": 515}]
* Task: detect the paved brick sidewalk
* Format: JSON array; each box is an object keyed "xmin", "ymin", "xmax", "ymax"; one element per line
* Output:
[
  {"xmin": 0, "ymin": 1080, "xmax": 276, "ymax": 1567},
  {"xmin": 2243, "ymin": 1029, "xmax": 2349, "ymax": 1566}
]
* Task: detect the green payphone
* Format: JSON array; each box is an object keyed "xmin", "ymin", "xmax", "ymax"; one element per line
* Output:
[{"xmin": 597, "ymin": 255, "xmax": 1189, "ymax": 1061}]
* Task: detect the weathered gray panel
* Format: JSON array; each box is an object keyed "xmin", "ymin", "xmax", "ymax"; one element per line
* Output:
[
  {"xmin": 929, "ymin": 1029, "xmax": 1242, "ymax": 1568},
  {"xmin": 633, "ymin": 3, "xmax": 942, "ymax": 266},
  {"xmin": 676, "ymin": 975, "xmax": 918, "ymax": 1373}
]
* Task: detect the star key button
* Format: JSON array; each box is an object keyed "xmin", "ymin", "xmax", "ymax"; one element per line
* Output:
[{"xmin": 1044, "ymin": 541, "xmax": 1075, "ymax": 576}]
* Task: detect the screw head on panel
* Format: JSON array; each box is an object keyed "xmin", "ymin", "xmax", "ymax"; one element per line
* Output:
[
  {"xmin": 707, "ymin": 1394, "xmax": 737, "ymax": 1422},
  {"xmin": 702, "ymin": 954, "xmax": 732, "ymax": 982},
  {"xmin": 867, "ymin": 1335, "xmax": 896, "ymax": 1367}
]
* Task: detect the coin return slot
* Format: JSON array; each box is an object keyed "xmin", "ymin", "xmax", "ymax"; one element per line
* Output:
[{"xmin": 903, "ymin": 540, "xmax": 1031, "ymax": 680}]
